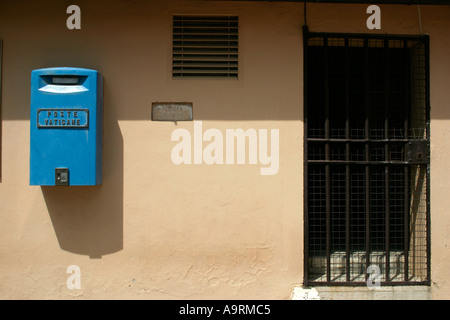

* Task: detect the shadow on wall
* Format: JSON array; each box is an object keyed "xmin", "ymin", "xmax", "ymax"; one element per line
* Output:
[{"xmin": 42, "ymin": 118, "xmax": 123, "ymax": 259}]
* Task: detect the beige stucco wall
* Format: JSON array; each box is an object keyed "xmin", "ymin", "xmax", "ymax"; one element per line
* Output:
[{"xmin": 0, "ymin": 0, "xmax": 448, "ymax": 299}]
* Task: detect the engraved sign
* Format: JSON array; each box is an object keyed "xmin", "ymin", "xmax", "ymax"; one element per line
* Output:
[
  {"xmin": 152, "ymin": 102, "xmax": 193, "ymax": 121},
  {"xmin": 37, "ymin": 108, "xmax": 89, "ymax": 128}
]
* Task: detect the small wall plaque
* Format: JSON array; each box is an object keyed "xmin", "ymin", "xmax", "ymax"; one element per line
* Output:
[{"xmin": 152, "ymin": 102, "xmax": 193, "ymax": 121}]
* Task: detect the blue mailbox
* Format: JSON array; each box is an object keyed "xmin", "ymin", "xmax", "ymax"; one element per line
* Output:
[{"xmin": 30, "ymin": 67, "xmax": 103, "ymax": 186}]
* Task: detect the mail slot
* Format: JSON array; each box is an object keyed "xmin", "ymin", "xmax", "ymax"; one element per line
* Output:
[{"xmin": 30, "ymin": 67, "xmax": 103, "ymax": 186}]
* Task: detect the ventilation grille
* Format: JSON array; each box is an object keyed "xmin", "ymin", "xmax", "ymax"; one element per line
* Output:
[{"xmin": 172, "ymin": 15, "xmax": 238, "ymax": 79}]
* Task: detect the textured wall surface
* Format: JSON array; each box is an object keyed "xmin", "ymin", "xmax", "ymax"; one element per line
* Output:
[{"xmin": 0, "ymin": 0, "xmax": 449, "ymax": 299}]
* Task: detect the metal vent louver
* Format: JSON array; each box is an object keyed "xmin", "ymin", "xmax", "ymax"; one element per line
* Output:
[{"xmin": 173, "ymin": 15, "xmax": 238, "ymax": 79}]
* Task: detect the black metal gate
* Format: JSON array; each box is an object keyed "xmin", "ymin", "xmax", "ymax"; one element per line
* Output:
[{"xmin": 304, "ymin": 28, "xmax": 430, "ymax": 286}]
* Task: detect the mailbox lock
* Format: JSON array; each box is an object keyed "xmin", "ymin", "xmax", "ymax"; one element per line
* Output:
[{"xmin": 55, "ymin": 168, "xmax": 69, "ymax": 186}]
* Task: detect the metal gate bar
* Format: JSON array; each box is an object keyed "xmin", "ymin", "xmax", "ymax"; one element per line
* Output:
[{"xmin": 304, "ymin": 27, "xmax": 430, "ymax": 286}]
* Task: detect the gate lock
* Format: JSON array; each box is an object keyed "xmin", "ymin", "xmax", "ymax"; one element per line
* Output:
[{"xmin": 407, "ymin": 141, "xmax": 430, "ymax": 164}]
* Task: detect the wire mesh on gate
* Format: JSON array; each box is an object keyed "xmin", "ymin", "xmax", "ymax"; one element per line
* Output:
[{"xmin": 304, "ymin": 29, "xmax": 430, "ymax": 286}]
